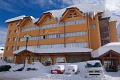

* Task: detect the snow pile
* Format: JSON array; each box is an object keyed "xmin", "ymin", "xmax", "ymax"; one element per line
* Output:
[
  {"xmin": 91, "ymin": 42, "xmax": 120, "ymax": 58},
  {"xmin": 27, "ymin": 62, "xmax": 47, "ymax": 72},
  {"xmin": 9, "ymin": 64, "xmax": 30, "ymax": 71},
  {"xmin": 0, "ymin": 59, "xmax": 7, "ymax": 66},
  {"xmin": 0, "ymin": 60, "xmax": 119, "ymax": 80}
]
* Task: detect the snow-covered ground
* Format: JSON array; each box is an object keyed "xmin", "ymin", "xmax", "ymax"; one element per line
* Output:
[{"xmin": 0, "ymin": 60, "xmax": 119, "ymax": 80}]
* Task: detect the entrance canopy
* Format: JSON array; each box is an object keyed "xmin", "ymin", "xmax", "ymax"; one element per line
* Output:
[
  {"xmin": 13, "ymin": 47, "xmax": 92, "ymax": 54},
  {"xmin": 91, "ymin": 42, "xmax": 120, "ymax": 58}
]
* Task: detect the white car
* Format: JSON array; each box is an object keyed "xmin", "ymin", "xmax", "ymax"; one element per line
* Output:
[
  {"xmin": 51, "ymin": 65, "xmax": 65, "ymax": 74},
  {"xmin": 64, "ymin": 65, "xmax": 79, "ymax": 74},
  {"xmin": 85, "ymin": 60, "xmax": 105, "ymax": 78}
]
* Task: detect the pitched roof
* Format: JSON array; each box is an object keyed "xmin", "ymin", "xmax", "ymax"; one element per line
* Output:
[{"xmin": 91, "ymin": 42, "xmax": 120, "ymax": 58}]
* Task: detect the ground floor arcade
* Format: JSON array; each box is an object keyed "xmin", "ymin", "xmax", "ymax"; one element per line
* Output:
[
  {"xmin": 14, "ymin": 49, "xmax": 91, "ymax": 66},
  {"xmin": 13, "ymin": 49, "xmax": 120, "ymax": 72}
]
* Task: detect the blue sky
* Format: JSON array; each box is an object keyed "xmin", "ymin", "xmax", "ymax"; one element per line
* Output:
[{"xmin": 0, "ymin": 0, "xmax": 120, "ymax": 47}]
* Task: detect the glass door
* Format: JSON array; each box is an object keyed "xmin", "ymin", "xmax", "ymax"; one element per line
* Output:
[{"xmin": 104, "ymin": 60, "xmax": 115, "ymax": 71}]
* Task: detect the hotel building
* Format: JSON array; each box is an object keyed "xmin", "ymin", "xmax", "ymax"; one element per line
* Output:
[{"xmin": 3, "ymin": 4, "xmax": 119, "ymax": 71}]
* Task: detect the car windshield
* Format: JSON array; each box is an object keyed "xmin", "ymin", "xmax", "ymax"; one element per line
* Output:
[{"xmin": 86, "ymin": 62, "xmax": 102, "ymax": 68}]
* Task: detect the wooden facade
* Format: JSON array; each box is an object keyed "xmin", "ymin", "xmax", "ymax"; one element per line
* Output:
[
  {"xmin": 14, "ymin": 50, "xmax": 91, "ymax": 66},
  {"xmin": 92, "ymin": 50, "xmax": 120, "ymax": 72}
]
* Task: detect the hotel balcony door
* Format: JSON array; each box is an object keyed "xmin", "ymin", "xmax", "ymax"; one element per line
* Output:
[{"xmin": 104, "ymin": 59, "xmax": 118, "ymax": 72}]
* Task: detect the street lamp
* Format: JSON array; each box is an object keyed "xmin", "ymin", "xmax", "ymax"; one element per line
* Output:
[{"xmin": 23, "ymin": 34, "xmax": 31, "ymax": 68}]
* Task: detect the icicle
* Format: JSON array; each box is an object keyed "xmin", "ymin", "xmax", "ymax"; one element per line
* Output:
[
  {"xmin": 93, "ymin": 11, "xmax": 96, "ymax": 17},
  {"xmin": 91, "ymin": 14, "xmax": 94, "ymax": 20},
  {"xmin": 83, "ymin": 13, "xmax": 86, "ymax": 18}
]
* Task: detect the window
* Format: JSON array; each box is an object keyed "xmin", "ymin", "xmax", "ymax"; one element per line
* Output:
[
  {"xmin": 43, "ymin": 35, "xmax": 45, "ymax": 39},
  {"xmin": 10, "ymin": 24, "xmax": 13, "ymax": 26},
  {"xmin": 8, "ymin": 38, "xmax": 11, "ymax": 42},
  {"xmin": 13, "ymin": 37, "xmax": 16, "ymax": 41},
  {"xmin": 6, "ymin": 46, "xmax": 9, "ymax": 50},
  {"xmin": 74, "ymin": 13, "xmax": 78, "ymax": 17},
  {"xmin": 56, "ymin": 57, "xmax": 66, "ymax": 63},
  {"xmin": 9, "ymin": 30, "xmax": 12, "ymax": 34},
  {"xmin": 11, "ymin": 46, "xmax": 15, "ymax": 50},
  {"xmin": 42, "ymin": 57, "xmax": 52, "ymax": 66},
  {"xmin": 16, "ymin": 23, "xmax": 19, "ymax": 26},
  {"xmin": 56, "ymin": 34, "xmax": 60, "ymax": 38},
  {"xmin": 14, "ymin": 29, "xmax": 17, "ymax": 33},
  {"xmin": 68, "ymin": 13, "xmax": 72, "ymax": 18},
  {"xmin": 90, "ymin": 24, "xmax": 96, "ymax": 29}
]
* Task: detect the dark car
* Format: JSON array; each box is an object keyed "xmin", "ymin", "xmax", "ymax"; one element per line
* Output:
[{"xmin": 0, "ymin": 65, "xmax": 11, "ymax": 72}]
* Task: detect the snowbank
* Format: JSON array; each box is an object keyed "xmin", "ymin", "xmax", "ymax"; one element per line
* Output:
[
  {"xmin": 27, "ymin": 62, "xmax": 47, "ymax": 72},
  {"xmin": 0, "ymin": 61, "xmax": 118, "ymax": 80},
  {"xmin": 0, "ymin": 60, "xmax": 7, "ymax": 66},
  {"xmin": 9, "ymin": 64, "xmax": 30, "ymax": 71}
]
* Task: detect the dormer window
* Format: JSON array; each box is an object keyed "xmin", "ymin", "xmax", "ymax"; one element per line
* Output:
[
  {"xmin": 74, "ymin": 13, "xmax": 78, "ymax": 17},
  {"xmin": 68, "ymin": 13, "xmax": 72, "ymax": 18}
]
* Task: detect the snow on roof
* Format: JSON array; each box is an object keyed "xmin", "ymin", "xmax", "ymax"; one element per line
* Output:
[
  {"xmin": 45, "ymin": 3, "xmax": 105, "ymax": 19},
  {"xmin": 91, "ymin": 42, "xmax": 120, "ymax": 58},
  {"xmin": 13, "ymin": 47, "xmax": 92, "ymax": 54},
  {"xmin": 5, "ymin": 15, "xmax": 26, "ymax": 23},
  {"xmin": 29, "ymin": 16, "xmax": 35, "ymax": 19},
  {"xmin": 109, "ymin": 16, "xmax": 120, "ymax": 25},
  {"xmin": 45, "ymin": 8, "xmax": 66, "ymax": 20},
  {"xmin": 13, "ymin": 47, "xmax": 35, "ymax": 54},
  {"xmin": 101, "ymin": 9, "xmax": 112, "ymax": 18},
  {"xmin": 32, "ymin": 18, "xmax": 39, "ymax": 23},
  {"xmin": 44, "ymin": 3, "xmax": 120, "ymax": 25}
]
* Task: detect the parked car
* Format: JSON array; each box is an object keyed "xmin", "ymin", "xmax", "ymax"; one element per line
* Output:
[
  {"xmin": 64, "ymin": 65, "xmax": 79, "ymax": 74},
  {"xmin": 85, "ymin": 60, "xmax": 105, "ymax": 78},
  {"xmin": 51, "ymin": 65, "xmax": 65, "ymax": 74},
  {"xmin": 0, "ymin": 65, "xmax": 11, "ymax": 72}
]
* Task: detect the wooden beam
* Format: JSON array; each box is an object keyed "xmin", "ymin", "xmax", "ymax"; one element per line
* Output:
[{"xmin": 103, "ymin": 57, "xmax": 119, "ymax": 59}]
